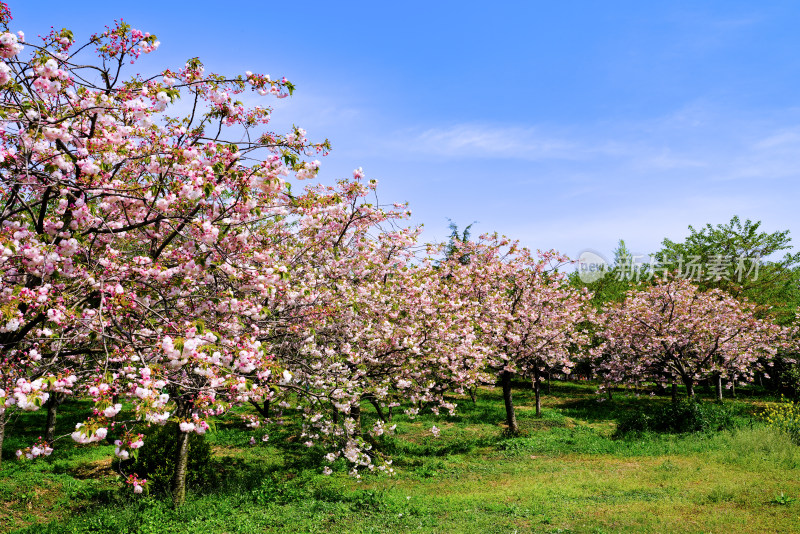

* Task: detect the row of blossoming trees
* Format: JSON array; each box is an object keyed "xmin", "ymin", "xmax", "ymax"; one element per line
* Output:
[{"xmin": 0, "ymin": 7, "xmax": 794, "ymax": 506}]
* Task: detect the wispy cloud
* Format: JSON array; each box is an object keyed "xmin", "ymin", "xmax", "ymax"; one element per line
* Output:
[
  {"xmin": 362, "ymin": 103, "xmax": 799, "ymax": 255},
  {"xmin": 393, "ymin": 124, "xmax": 578, "ymax": 161},
  {"xmin": 389, "ymin": 104, "xmax": 800, "ymax": 184}
]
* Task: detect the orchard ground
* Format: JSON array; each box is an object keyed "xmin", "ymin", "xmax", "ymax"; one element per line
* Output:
[{"xmin": 2, "ymin": 381, "xmax": 800, "ymax": 533}]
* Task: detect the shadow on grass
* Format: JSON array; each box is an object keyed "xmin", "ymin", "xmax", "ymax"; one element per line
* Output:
[
  {"xmin": 2, "ymin": 400, "xmax": 97, "ymax": 464},
  {"xmin": 557, "ymin": 395, "xmax": 660, "ymax": 424}
]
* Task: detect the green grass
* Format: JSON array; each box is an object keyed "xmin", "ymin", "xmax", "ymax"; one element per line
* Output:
[{"xmin": 3, "ymin": 382, "xmax": 800, "ymax": 533}]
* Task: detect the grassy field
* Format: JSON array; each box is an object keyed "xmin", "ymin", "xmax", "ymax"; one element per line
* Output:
[{"xmin": 2, "ymin": 381, "xmax": 800, "ymax": 533}]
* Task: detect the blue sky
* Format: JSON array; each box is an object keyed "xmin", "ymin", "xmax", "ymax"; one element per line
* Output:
[{"xmin": 13, "ymin": 1, "xmax": 800, "ymax": 260}]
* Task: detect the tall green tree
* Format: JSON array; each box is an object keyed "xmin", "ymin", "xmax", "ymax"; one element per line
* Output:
[
  {"xmin": 443, "ymin": 219, "xmax": 476, "ymax": 265},
  {"xmin": 657, "ymin": 216, "xmax": 799, "ymax": 324}
]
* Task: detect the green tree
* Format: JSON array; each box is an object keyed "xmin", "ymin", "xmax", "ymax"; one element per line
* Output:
[
  {"xmin": 443, "ymin": 219, "xmax": 476, "ymax": 265},
  {"xmin": 657, "ymin": 216, "xmax": 799, "ymax": 324}
]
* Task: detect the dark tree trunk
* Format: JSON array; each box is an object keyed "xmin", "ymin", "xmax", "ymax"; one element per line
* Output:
[
  {"xmin": 715, "ymin": 375, "xmax": 723, "ymax": 401},
  {"xmin": 533, "ymin": 368, "xmax": 542, "ymax": 416},
  {"xmin": 351, "ymin": 403, "xmax": 362, "ymax": 434},
  {"xmin": 607, "ymin": 384, "xmax": 613, "ymax": 401},
  {"xmin": 468, "ymin": 387, "xmax": 477, "ymax": 404},
  {"xmin": 501, "ymin": 370, "xmax": 518, "ymax": 434},
  {"xmin": 731, "ymin": 380, "xmax": 736, "ymax": 398},
  {"xmin": 365, "ymin": 396, "xmax": 386, "ymax": 423},
  {"xmin": 249, "ymin": 399, "xmax": 270, "ymax": 419},
  {"xmin": 171, "ymin": 427, "xmax": 190, "ymax": 507},
  {"xmin": 44, "ymin": 393, "xmax": 65, "ymax": 443},
  {"xmin": 0, "ymin": 410, "xmax": 5, "ymax": 470},
  {"xmin": 671, "ymin": 382, "xmax": 678, "ymax": 403}
]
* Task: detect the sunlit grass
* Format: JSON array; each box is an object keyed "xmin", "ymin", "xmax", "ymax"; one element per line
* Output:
[{"xmin": 3, "ymin": 382, "xmax": 800, "ymax": 533}]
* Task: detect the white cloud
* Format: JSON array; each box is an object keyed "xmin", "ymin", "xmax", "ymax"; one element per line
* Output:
[
  {"xmin": 365, "ymin": 103, "xmax": 799, "ymax": 255},
  {"xmin": 393, "ymin": 124, "xmax": 578, "ymax": 161},
  {"xmin": 389, "ymin": 104, "xmax": 800, "ymax": 185}
]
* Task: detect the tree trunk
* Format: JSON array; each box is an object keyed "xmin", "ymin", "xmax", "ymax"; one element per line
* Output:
[
  {"xmin": 468, "ymin": 387, "xmax": 477, "ymax": 404},
  {"xmin": 172, "ymin": 427, "xmax": 190, "ymax": 507},
  {"xmin": 365, "ymin": 396, "xmax": 386, "ymax": 423},
  {"xmin": 546, "ymin": 371, "xmax": 551, "ymax": 394},
  {"xmin": 671, "ymin": 382, "xmax": 678, "ymax": 403},
  {"xmin": 685, "ymin": 380, "xmax": 695, "ymax": 398},
  {"xmin": 249, "ymin": 399, "xmax": 270, "ymax": 419},
  {"xmin": 44, "ymin": 393, "xmax": 65, "ymax": 443},
  {"xmin": 533, "ymin": 368, "xmax": 542, "ymax": 417},
  {"xmin": 351, "ymin": 403, "xmax": 362, "ymax": 434},
  {"xmin": 607, "ymin": 384, "xmax": 613, "ymax": 401},
  {"xmin": 0, "ymin": 410, "xmax": 5, "ymax": 470},
  {"xmin": 501, "ymin": 370, "xmax": 518, "ymax": 434},
  {"xmin": 715, "ymin": 375, "xmax": 723, "ymax": 401},
  {"xmin": 731, "ymin": 380, "xmax": 736, "ymax": 398}
]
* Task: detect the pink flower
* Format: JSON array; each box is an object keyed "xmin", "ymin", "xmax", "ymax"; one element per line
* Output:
[
  {"xmin": 179, "ymin": 422, "xmax": 196, "ymax": 433},
  {"xmin": 103, "ymin": 404, "xmax": 122, "ymax": 418}
]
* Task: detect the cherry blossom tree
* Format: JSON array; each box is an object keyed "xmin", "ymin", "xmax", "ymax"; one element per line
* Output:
[
  {"xmin": 0, "ymin": 7, "xmax": 340, "ymax": 505},
  {"xmin": 657, "ymin": 216, "xmax": 800, "ymax": 396},
  {"xmin": 594, "ymin": 277, "xmax": 788, "ymax": 399},
  {"xmin": 454, "ymin": 235, "xmax": 593, "ymax": 433},
  {"xmin": 245, "ymin": 177, "xmax": 492, "ymax": 476}
]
